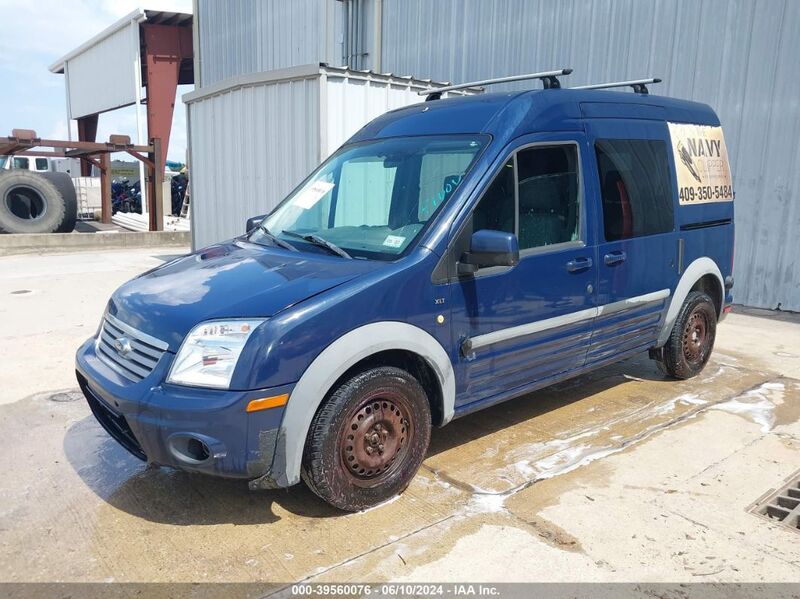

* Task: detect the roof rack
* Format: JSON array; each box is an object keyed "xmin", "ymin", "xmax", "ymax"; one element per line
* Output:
[
  {"xmin": 570, "ymin": 77, "xmax": 662, "ymax": 95},
  {"xmin": 420, "ymin": 68, "xmax": 573, "ymax": 101}
]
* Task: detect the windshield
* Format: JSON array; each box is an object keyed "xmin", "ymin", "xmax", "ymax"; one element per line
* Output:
[{"xmin": 252, "ymin": 135, "xmax": 488, "ymax": 260}]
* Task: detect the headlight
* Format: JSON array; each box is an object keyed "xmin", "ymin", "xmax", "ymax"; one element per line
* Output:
[{"xmin": 167, "ymin": 319, "xmax": 264, "ymax": 389}]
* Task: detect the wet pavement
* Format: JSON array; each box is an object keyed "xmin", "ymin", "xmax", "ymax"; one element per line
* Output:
[{"xmin": 1, "ymin": 249, "xmax": 799, "ymax": 584}]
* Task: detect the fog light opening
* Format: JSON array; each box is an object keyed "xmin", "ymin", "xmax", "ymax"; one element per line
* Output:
[
  {"xmin": 186, "ymin": 437, "xmax": 210, "ymax": 462},
  {"xmin": 169, "ymin": 435, "xmax": 214, "ymax": 464}
]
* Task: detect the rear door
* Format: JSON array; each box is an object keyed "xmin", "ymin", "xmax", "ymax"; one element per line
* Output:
[{"xmin": 583, "ymin": 120, "xmax": 679, "ymax": 367}]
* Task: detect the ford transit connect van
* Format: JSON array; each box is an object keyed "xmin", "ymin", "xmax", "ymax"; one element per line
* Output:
[{"xmin": 76, "ymin": 74, "xmax": 735, "ymax": 511}]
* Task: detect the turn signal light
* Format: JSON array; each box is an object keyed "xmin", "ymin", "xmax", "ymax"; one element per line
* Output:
[{"xmin": 246, "ymin": 393, "xmax": 289, "ymax": 413}]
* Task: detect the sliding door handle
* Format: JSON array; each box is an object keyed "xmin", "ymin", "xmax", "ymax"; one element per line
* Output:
[
  {"xmin": 604, "ymin": 251, "xmax": 627, "ymax": 266},
  {"xmin": 566, "ymin": 257, "xmax": 593, "ymax": 273}
]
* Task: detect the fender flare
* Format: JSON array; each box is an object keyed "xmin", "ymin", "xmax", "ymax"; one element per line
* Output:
[
  {"xmin": 264, "ymin": 321, "xmax": 455, "ymax": 488},
  {"xmin": 656, "ymin": 257, "xmax": 724, "ymax": 347}
]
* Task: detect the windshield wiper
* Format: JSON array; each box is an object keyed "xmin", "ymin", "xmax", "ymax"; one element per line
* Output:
[
  {"xmin": 282, "ymin": 230, "xmax": 352, "ymax": 259},
  {"xmin": 256, "ymin": 225, "xmax": 298, "ymax": 252}
]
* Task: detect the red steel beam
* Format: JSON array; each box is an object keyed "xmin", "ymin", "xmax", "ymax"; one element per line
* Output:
[
  {"xmin": 142, "ymin": 23, "xmax": 192, "ymax": 174},
  {"xmin": 0, "ymin": 136, "xmax": 152, "ymax": 154},
  {"xmin": 76, "ymin": 115, "xmax": 99, "ymax": 176}
]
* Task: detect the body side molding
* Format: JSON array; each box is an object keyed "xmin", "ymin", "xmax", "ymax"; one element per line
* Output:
[
  {"xmin": 656, "ymin": 257, "xmax": 724, "ymax": 347},
  {"xmin": 469, "ymin": 289, "xmax": 670, "ymax": 352},
  {"xmin": 260, "ymin": 321, "xmax": 455, "ymax": 488}
]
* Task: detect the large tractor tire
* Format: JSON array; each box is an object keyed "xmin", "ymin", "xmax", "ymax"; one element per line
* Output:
[
  {"xmin": 0, "ymin": 170, "xmax": 69, "ymax": 234},
  {"xmin": 40, "ymin": 172, "xmax": 78, "ymax": 233}
]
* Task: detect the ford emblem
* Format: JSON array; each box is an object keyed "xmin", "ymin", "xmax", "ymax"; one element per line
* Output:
[{"xmin": 113, "ymin": 337, "xmax": 133, "ymax": 357}]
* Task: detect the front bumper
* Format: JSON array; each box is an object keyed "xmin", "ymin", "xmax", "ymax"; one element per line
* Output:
[{"xmin": 75, "ymin": 337, "xmax": 292, "ymax": 479}]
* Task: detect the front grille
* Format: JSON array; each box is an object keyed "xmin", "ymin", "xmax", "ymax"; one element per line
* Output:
[
  {"xmin": 78, "ymin": 373, "xmax": 146, "ymax": 461},
  {"xmin": 96, "ymin": 313, "xmax": 169, "ymax": 382}
]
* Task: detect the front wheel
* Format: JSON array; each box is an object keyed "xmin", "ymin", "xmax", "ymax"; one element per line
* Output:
[
  {"xmin": 658, "ymin": 291, "xmax": 717, "ymax": 379},
  {"xmin": 301, "ymin": 366, "xmax": 432, "ymax": 511}
]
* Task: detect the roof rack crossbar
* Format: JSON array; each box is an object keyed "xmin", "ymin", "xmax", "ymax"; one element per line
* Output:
[
  {"xmin": 421, "ymin": 68, "xmax": 573, "ymax": 101},
  {"xmin": 570, "ymin": 77, "xmax": 662, "ymax": 95}
]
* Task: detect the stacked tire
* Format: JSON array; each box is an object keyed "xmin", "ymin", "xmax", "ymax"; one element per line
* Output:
[{"xmin": 0, "ymin": 171, "xmax": 77, "ymax": 234}]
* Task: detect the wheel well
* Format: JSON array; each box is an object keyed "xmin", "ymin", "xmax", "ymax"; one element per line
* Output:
[
  {"xmin": 691, "ymin": 274, "xmax": 722, "ymax": 318},
  {"xmin": 327, "ymin": 349, "xmax": 445, "ymax": 426}
]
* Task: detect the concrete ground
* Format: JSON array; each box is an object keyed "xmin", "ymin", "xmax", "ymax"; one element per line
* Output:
[{"xmin": 0, "ymin": 248, "xmax": 799, "ymax": 585}]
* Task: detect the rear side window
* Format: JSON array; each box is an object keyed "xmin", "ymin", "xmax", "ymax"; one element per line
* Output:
[
  {"xmin": 595, "ymin": 139, "xmax": 673, "ymax": 241},
  {"xmin": 35, "ymin": 158, "xmax": 49, "ymax": 171}
]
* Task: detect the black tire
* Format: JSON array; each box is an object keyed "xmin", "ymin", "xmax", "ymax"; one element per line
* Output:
[
  {"xmin": 301, "ymin": 366, "xmax": 432, "ymax": 511},
  {"xmin": 0, "ymin": 170, "xmax": 66, "ymax": 234},
  {"xmin": 40, "ymin": 172, "xmax": 78, "ymax": 232},
  {"xmin": 660, "ymin": 291, "xmax": 717, "ymax": 379}
]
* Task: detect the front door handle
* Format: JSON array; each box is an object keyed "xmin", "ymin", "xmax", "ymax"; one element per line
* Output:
[
  {"xmin": 566, "ymin": 257, "xmax": 593, "ymax": 273},
  {"xmin": 604, "ymin": 251, "xmax": 627, "ymax": 266}
]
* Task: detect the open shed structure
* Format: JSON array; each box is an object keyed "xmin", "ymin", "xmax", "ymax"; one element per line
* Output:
[{"xmin": 49, "ymin": 8, "xmax": 193, "ymax": 230}]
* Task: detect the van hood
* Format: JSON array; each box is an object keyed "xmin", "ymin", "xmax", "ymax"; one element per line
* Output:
[{"xmin": 107, "ymin": 240, "xmax": 380, "ymax": 350}]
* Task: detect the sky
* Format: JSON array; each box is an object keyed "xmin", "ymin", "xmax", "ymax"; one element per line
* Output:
[{"xmin": 0, "ymin": 0, "xmax": 192, "ymax": 162}]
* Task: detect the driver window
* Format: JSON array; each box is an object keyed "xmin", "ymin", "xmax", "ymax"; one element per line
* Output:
[
  {"xmin": 517, "ymin": 145, "xmax": 580, "ymax": 249},
  {"xmin": 472, "ymin": 158, "xmax": 515, "ymax": 234},
  {"xmin": 469, "ymin": 145, "xmax": 580, "ymax": 251}
]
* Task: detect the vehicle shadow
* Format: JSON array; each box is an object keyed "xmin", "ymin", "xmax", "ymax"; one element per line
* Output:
[
  {"xmin": 427, "ymin": 351, "xmax": 663, "ymax": 458},
  {"xmin": 63, "ymin": 417, "xmax": 343, "ymax": 525},
  {"xmin": 64, "ymin": 352, "xmax": 663, "ymax": 525}
]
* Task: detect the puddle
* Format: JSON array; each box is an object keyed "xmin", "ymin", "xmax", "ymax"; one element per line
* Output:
[
  {"xmin": 48, "ymin": 391, "xmax": 83, "ymax": 403},
  {"xmin": 707, "ymin": 381, "xmax": 786, "ymax": 432},
  {"xmin": 465, "ymin": 493, "xmax": 507, "ymax": 514}
]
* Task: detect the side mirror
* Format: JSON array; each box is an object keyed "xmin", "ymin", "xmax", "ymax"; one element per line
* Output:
[
  {"xmin": 457, "ymin": 229, "xmax": 519, "ymax": 275},
  {"xmin": 245, "ymin": 214, "xmax": 267, "ymax": 233}
]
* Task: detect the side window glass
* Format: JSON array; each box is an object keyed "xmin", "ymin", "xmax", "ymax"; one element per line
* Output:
[
  {"xmin": 595, "ymin": 139, "xmax": 673, "ymax": 241},
  {"xmin": 35, "ymin": 158, "xmax": 49, "ymax": 171},
  {"xmin": 516, "ymin": 145, "xmax": 580, "ymax": 249},
  {"xmin": 471, "ymin": 158, "xmax": 515, "ymax": 235},
  {"xmin": 13, "ymin": 157, "xmax": 29, "ymax": 170}
]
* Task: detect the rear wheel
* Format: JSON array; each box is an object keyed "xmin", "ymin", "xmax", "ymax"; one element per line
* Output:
[
  {"xmin": 659, "ymin": 291, "xmax": 717, "ymax": 379},
  {"xmin": 301, "ymin": 366, "xmax": 431, "ymax": 511}
]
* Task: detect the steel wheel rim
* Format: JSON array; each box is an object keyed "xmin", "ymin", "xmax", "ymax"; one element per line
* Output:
[
  {"xmin": 339, "ymin": 389, "xmax": 413, "ymax": 488},
  {"xmin": 682, "ymin": 308, "xmax": 710, "ymax": 365}
]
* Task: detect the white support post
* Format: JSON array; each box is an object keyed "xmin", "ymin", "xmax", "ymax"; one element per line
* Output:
[{"xmin": 132, "ymin": 17, "xmax": 148, "ymax": 215}]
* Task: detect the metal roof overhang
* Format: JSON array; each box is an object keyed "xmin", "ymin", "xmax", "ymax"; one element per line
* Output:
[{"xmin": 49, "ymin": 8, "xmax": 193, "ymax": 75}]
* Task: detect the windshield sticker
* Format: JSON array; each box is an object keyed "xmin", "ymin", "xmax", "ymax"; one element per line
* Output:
[
  {"xmin": 668, "ymin": 123, "xmax": 734, "ymax": 205},
  {"xmin": 294, "ymin": 180, "xmax": 335, "ymax": 209},
  {"xmin": 383, "ymin": 235, "xmax": 406, "ymax": 248}
]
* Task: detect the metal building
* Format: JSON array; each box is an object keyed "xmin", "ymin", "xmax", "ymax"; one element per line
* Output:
[
  {"xmin": 189, "ymin": 0, "xmax": 800, "ymax": 311},
  {"xmin": 184, "ymin": 64, "xmax": 471, "ymax": 248}
]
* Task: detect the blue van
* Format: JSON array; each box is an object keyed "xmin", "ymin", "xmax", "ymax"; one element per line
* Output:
[{"xmin": 76, "ymin": 72, "xmax": 735, "ymax": 511}]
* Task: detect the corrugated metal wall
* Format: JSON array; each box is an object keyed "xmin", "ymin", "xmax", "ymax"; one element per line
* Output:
[
  {"xmin": 379, "ymin": 0, "xmax": 800, "ymax": 310},
  {"xmin": 187, "ymin": 76, "xmax": 321, "ymax": 249},
  {"xmin": 196, "ymin": 0, "xmax": 343, "ymax": 87},
  {"xmin": 323, "ymin": 73, "xmax": 453, "ymax": 155}
]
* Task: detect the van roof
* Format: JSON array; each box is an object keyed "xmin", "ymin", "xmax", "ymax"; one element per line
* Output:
[{"xmin": 350, "ymin": 89, "xmax": 720, "ymax": 145}]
